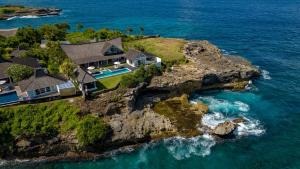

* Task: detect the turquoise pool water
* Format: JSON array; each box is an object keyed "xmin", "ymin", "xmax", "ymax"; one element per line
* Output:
[
  {"xmin": 93, "ymin": 68, "xmax": 131, "ymax": 79},
  {"xmin": 0, "ymin": 91, "xmax": 19, "ymax": 106}
]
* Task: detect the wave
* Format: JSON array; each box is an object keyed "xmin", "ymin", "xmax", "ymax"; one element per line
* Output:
[
  {"xmin": 163, "ymin": 134, "xmax": 216, "ymax": 160},
  {"xmin": 195, "ymin": 94, "xmax": 265, "ymax": 137},
  {"xmin": 221, "ymin": 49, "xmax": 238, "ymax": 56},
  {"xmin": 202, "ymin": 112, "xmax": 265, "ymax": 137},
  {"xmin": 261, "ymin": 69, "xmax": 271, "ymax": 80},
  {"xmin": 194, "ymin": 96, "xmax": 250, "ymax": 114},
  {"xmin": 19, "ymin": 15, "xmax": 40, "ymax": 19}
]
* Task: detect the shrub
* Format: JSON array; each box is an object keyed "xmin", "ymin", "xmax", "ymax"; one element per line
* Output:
[
  {"xmin": 0, "ymin": 100, "xmax": 82, "ymax": 157},
  {"xmin": 6, "ymin": 64, "xmax": 34, "ymax": 82},
  {"xmin": 76, "ymin": 115, "xmax": 108, "ymax": 146},
  {"xmin": 120, "ymin": 64, "xmax": 161, "ymax": 88}
]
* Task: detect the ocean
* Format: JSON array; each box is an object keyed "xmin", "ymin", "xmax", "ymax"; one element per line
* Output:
[{"xmin": 0, "ymin": 0, "xmax": 300, "ymax": 168}]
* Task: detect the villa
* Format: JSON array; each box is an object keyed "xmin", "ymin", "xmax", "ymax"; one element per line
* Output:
[
  {"xmin": 126, "ymin": 49, "xmax": 161, "ymax": 68},
  {"xmin": 75, "ymin": 67, "xmax": 98, "ymax": 93},
  {"xmin": 61, "ymin": 38, "xmax": 126, "ymax": 68},
  {"xmin": 17, "ymin": 69, "xmax": 76, "ymax": 101},
  {"xmin": 61, "ymin": 38, "xmax": 161, "ymax": 69}
]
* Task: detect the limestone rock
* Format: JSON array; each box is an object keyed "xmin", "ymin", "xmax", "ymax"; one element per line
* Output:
[{"xmin": 213, "ymin": 121, "xmax": 236, "ymax": 136}]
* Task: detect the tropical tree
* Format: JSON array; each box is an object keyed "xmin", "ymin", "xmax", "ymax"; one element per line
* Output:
[
  {"xmin": 76, "ymin": 23, "xmax": 84, "ymax": 32},
  {"xmin": 126, "ymin": 27, "xmax": 133, "ymax": 34},
  {"xmin": 6, "ymin": 64, "xmax": 34, "ymax": 82},
  {"xmin": 59, "ymin": 61, "xmax": 76, "ymax": 79},
  {"xmin": 38, "ymin": 24, "xmax": 68, "ymax": 41},
  {"xmin": 16, "ymin": 26, "xmax": 41, "ymax": 47},
  {"xmin": 139, "ymin": 26, "xmax": 145, "ymax": 35}
]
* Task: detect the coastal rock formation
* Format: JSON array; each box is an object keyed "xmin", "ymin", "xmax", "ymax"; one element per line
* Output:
[
  {"xmin": 0, "ymin": 39, "xmax": 261, "ymax": 162},
  {"xmin": 108, "ymin": 108, "xmax": 176, "ymax": 142},
  {"xmin": 0, "ymin": 5, "xmax": 62, "ymax": 20},
  {"xmin": 212, "ymin": 121, "xmax": 236, "ymax": 136},
  {"xmin": 149, "ymin": 40, "xmax": 260, "ymax": 93}
]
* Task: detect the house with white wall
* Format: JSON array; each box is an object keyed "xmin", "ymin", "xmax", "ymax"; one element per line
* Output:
[
  {"xmin": 18, "ymin": 69, "xmax": 76, "ymax": 100},
  {"xmin": 126, "ymin": 49, "xmax": 161, "ymax": 68}
]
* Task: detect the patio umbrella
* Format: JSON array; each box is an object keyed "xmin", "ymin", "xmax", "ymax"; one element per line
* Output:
[
  {"xmin": 114, "ymin": 61, "xmax": 121, "ymax": 65},
  {"xmin": 87, "ymin": 66, "xmax": 95, "ymax": 70},
  {"xmin": 0, "ymin": 80, "xmax": 6, "ymax": 85}
]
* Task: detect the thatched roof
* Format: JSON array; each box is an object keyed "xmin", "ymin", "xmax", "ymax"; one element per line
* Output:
[
  {"xmin": 18, "ymin": 69, "xmax": 66, "ymax": 92},
  {"xmin": 76, "ymin": 67, "xmax": 96, "ymax": 84},
  {"xmin": 0, "ymin": 62, "xmax": 12, "ymax": 79},
  {"xmin": 126, "ymin": 49, "xmax": 146, "ymax": 61},
  {"xmin": 61, "ymin": 38, "xmax": 124, "ymax": 65}
]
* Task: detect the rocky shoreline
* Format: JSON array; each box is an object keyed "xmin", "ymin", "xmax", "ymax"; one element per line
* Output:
[
  {"xmin": 0, "ymin": 5, "xmax": 61, "ymax": 20},
  {"xmin": 0, "ymin": 40, "xmax": 260, "ymax": 165}
]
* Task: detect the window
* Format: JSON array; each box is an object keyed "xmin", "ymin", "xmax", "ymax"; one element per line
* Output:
[
  {"xmin": 46, "ymin": 87, "xmax": 51, "ymax": 92},
  {"xmin": 35, "ymin": 89, "xmax": 40, "ymax": 95},
  {"xmin": 40, "ymin": 88, "xmax": 46, "ymax": 94}
]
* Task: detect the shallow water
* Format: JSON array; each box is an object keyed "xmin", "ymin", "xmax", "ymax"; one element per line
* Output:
[{"xmin": 1, "ymin": 0, "xmax": 300, "ymax": 168}]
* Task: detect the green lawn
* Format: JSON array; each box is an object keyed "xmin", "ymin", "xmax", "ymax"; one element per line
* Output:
[
  {"xmin": 125, "ymin": 38, "xmax": 187, "ymax": 65},
  {"xmin": 97, "ymin": 74, "xmax": 129, "ymax": 90}
]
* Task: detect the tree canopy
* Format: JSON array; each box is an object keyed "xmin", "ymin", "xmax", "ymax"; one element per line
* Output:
[{"xmin": 6, "ymin": 64, "xmax": 34, "ymax": 82}]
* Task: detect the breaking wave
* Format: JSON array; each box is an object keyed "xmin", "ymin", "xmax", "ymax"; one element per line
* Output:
[
  {"xmin": 163, "ymin": 134, "xmax": 216, "ymax": 160},
  {"xmin": 262, "ymin": 69, "xmax": 271, "ymax": 80},
  {"xmin": 163, "ymin": 93, "xmax": 266, "ymax": 160},
  {"xmin": 197, "ymin": 95, "xmax": 265, "ymax": 136}
]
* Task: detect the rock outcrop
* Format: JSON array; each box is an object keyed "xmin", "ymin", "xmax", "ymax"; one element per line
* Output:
[
  {"xmin": 149, "ymin": 40, "xmax": 260, "ymax": 93},
  {"xmin": 0, "ymin": 5, "xmax": 62, "ymax": 20},
  {"xmin": 212, "ymin": 121, "xmax": 236, "ymax": 136},
  {"xmin": 1, "ymin": 39, "xmax": 261, "ymax": 162}
]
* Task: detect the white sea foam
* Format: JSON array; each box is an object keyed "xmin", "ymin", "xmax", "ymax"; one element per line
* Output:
[
  {"xmin": 262, "ymin": 69, "xmax": 271, "ymax": 80},
  {"xmin": 196, "ymin": 95, "xmax": 264, "ymax": 137},
  {"xmin": 196, "ymin": 96, "xmax": 250, "ymax": 114},
  {"xmin": 164, "ymin": 134, "xmax": 216, "ymax": 160},
  {"xmin": 236, "ymin": 117, "xmax": 265, "ymax": 136},
  {"xmin": 6, "ymin": 16, "xmax": 18, "ymax": 20},
  {"xmin": 19, "ymin": 15, "xmax": 40, "ymax": 19}
]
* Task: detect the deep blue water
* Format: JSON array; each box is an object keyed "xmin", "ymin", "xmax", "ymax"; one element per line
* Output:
[{"xmin": 1, "ymin": 0, "xmax": 300, "ymax": 168}]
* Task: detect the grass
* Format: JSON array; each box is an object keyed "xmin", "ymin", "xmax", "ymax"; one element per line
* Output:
[
  {"xmin": 125, "ymin": 38, "xmax": 187, "ymax": 65},
  {"xmin": 97, "ymin": 74, "xmax": 129, "ymax": 90}
]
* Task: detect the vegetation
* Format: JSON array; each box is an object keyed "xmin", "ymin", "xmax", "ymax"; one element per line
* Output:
[
  {"xmin": 120, "ymin": 64, "xmax": 162, "ymax": 88},
  {"xmin": 0, "ymin": 5, "xmax": 29, "ymax": 15},
  {"xmin": 0, "ymin": 100, "xmax": 108, "ymax": 157},
  {"xmin": 76, "ymin": 115, "xmax": 108, "ymax": 146},
  {"xmin": 153, "ymin": 95, "xmax": 208, "ymax": 137},
  {"xmin": 125, "ymin": 38, "xmax": 188, "ymax": 66},
  {"xmin": 97, "ymin": 74, "xmax": 128, "ymax": 90},
  {"xmin": 59, "ymin": 60, "xmax": 76, "ymax": 79},
  {"xmin": 6, "ymin": 64, "xmax": 34, "ymax": 82}
]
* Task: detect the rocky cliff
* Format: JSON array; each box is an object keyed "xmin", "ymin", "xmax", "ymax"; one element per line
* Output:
[{"xmin": 4, "ymin": 40, "xmax": 260, "ymax": 162}]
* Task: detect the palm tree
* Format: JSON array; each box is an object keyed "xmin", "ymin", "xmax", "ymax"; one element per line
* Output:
[
  {"xmin": 139, "ymin": 26, "xmax": 145, "ymax": 35},
  {"xmin": 76, "ymin": 23, "xmax": 84, "ymax": 32},
  {"xmin": 126, "ymin": 27, "xmax": 133, "ymax": 35}
]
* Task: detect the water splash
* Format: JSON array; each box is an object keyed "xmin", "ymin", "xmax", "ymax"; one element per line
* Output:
[
  {"xmin": 262, "ymin": 69, "xmax": 271, "ymax": 80},
  {"xmin": 164, "ymin": 134, "xmax": 216, "ymax": 160}
]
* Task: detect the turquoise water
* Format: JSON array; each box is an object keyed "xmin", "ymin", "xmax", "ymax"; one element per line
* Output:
[
  {"xmin": 0, "ymin": 91, "xmax": 19, "ymax": 106},
  {"xmin": 93, "ymin": 68, "xmax": 131, "ymax": 79},
  {"xmin": 1, "ymin": 0, "xmax": 300, "ymax": 168}
]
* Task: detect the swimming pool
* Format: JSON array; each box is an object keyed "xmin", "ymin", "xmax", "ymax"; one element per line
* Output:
[
  {"xmin": 0, "ymin": 91, "xmax": 19, "ymax": 106},
  {"xmin": 93, "ymin": 68, "xmax": 131, "ymax": 79}
]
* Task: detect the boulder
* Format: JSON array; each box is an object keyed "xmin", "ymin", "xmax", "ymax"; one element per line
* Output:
[
  {"xmin": 16, "ymin": 139, "xmax": 31, "ymax": 148},
  {"xmin": 232, "ymin": 117, "xmax": 246, "ymax": 124},
  {"xmin": 213, "ymin": 121, "xmax": 236, "ymax": 136}
]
